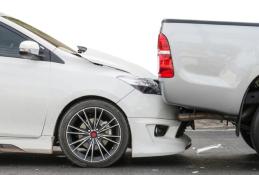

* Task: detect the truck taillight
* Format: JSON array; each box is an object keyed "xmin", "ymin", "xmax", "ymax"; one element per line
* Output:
[{"xmin": 158, "ymin": 33, "xmax": 174, "ymax": 78}]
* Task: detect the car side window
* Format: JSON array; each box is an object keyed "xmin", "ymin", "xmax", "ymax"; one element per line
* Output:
[{"xmin": 0, "ymin": 25, "xmax": 25, "ymax": 58}]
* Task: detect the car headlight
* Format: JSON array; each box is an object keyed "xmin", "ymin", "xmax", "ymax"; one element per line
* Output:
[{"xmin": 117, "ymin": 75, "xmax": 161, "ymax": 95}]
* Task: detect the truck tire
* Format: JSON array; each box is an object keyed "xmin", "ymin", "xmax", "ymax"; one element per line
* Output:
[
  {"xmin": 250, "ymin": 108, "xmax": 259, "ymax": 153},
  {"xmin": 240, "ymin": 127, "xmax": 253, "ymax": 149}
]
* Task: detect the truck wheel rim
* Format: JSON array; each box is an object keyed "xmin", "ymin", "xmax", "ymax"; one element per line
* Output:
[{"xmin": 66, "ymin": 107, "xmax": 121, "ymax": 163}]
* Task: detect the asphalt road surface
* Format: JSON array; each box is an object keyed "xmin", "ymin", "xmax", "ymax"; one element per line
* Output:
[{"xmin": 0, "ymin": 130, "xmax": 258, "ymax": 175}]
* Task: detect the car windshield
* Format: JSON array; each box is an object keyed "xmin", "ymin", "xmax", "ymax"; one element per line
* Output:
[{"xmin": 3, "ymin": 16, "xmax": 77, "ymax": 54}]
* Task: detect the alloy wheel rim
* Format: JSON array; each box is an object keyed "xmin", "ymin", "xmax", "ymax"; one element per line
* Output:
[{"xmin": 66, "ymin": 107, "xmax": 121, "ymax": 163}]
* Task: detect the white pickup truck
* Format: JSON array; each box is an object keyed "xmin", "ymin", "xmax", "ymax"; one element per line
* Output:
[{"xmin": 158, "ymin": 19, "xmax": 259, "ymax": 154}]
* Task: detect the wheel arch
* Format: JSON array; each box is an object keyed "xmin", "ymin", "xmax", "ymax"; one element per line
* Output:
[
  {"xmin": 240, "ymin": 75, "xmax": 259, "ymax": 111},
  {"xmin": 53, "ymin": 95, "xmax": 132, "ymax": 146}
]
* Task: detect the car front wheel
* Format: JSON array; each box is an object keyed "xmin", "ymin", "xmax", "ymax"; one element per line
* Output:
[{"xmin": 58, "ymin": 99, "xmax": 130, "ymax": 167}]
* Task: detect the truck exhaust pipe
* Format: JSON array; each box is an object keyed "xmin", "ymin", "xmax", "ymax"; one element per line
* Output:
[
  {"xmin": 177, "ymin": 106, "xmax": 256, "ymax": 122},
  {"xmin": 177, "ymin": 113, "xmax": 225, "ymax": 121}
]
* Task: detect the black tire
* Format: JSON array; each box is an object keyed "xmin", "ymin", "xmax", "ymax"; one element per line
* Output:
[
  {"xmin": 251, "ymin": 108, "xmax": 259, "ymax": 153},
  {"xmin": 240, "ymin": 127, "xmax": 254, "ymax": 149},
  {"xmin": 58, "ymin": 99, "xmax": 129, "ymax": 167}
]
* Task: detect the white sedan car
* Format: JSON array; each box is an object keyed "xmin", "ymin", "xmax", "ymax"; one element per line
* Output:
[{"xmin": 0, "ymin": 13, "xmax": 190, "ymax": 167}]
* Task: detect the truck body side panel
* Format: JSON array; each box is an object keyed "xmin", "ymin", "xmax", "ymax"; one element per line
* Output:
[{"xmin": 160, "ymin": 21, "xmax": 259, "ymax": 115}]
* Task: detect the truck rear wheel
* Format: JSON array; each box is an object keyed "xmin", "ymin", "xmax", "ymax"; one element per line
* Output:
[
  {"xmin": 250, "ymin": 108, "xmax": 259, "ymax": 153},
  {"xmin": 240, "ymin": 127, "xmax": 253, "ymax": 149}
]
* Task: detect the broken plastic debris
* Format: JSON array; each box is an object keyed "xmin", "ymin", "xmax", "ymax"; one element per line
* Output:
[
  {"xmin": 196, "ymin": 144, "xmax": 222, "ymax": 154},
  {"xmin": 192, "ymin": 170, "xmax": 199, "ymax": 174}
]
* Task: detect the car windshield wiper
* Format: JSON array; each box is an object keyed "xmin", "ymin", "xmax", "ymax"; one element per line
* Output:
[
  {"xmin": 77, "ymin": 46, "xmax": 87, "ymax": 54},
  {"xmin": 70, "ymin": 46, "xmax": 88, "ymax": 57},
  {"xmin": 71, "ymin": 52, "xmax": 82, "ymax": 57}
]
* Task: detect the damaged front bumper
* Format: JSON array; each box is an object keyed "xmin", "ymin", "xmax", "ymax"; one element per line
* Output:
[
  {"xmin": 117, "ymin": 89, "xmax": 191, "ymax": 157},
  {"xmin": 128, "ymin": 118, "xmax": 191, "ymax": 157}
]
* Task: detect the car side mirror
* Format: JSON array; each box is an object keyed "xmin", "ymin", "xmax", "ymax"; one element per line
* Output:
[{"xmin": 19, "ymin": 40, "xmax": 41, "ymax": 59}]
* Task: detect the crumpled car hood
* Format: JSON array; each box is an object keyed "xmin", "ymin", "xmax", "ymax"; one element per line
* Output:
[{"xmin": 82, "ymin": 48, "xmax": 156, "ymax": 79}]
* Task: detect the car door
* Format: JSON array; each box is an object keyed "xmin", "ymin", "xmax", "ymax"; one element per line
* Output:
[{"xmin": 0, "ymin": 24, "xmax": 49, "ymax": 137}]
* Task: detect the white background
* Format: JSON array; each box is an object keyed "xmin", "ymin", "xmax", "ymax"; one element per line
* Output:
[{"xmin": 2, "ymin": 0, "xmax": 259, "ymax": 75}]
